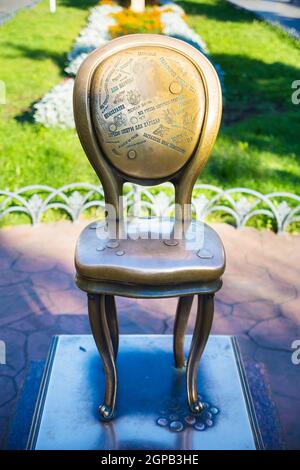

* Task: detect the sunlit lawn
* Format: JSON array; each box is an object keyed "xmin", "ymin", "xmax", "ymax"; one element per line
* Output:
[
  {"xmin": 182, "ymin": 0, "xmax": 300, "ymax": 193},
  {"xmin": 0, "ymin": 0, "xmax": 98, "ymax": 190},
  {"xmin": 0, "ymin": 0, "xmax": 299, "ymax": 194}
]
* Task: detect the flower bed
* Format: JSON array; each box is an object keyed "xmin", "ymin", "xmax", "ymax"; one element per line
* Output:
[
  {"xmin": 33, "ymin": 1, "xmax": 212, "ymax": 129},
  {"xmin": 109, "ymin": 8, "xmax": 162, "ymax": 37}
]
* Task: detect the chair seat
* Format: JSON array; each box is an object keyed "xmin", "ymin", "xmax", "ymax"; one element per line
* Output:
[{"xmin": 75, "ymin": 218, "xmax": 225, "ymax": 286}]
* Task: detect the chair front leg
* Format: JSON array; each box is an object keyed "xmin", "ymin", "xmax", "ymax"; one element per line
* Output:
[
  {"xmin": 186, "ymin": 294, "xmax": 214, "ymax": 413},
  {"xmin": 105, "ymin": 295, "xmax": 119, "ymax": 359},
  {"xmin": 173, "ymin": 295, "xmax": 194, "ymax": 368},
  {"xmin": 88, "ymin": 293, "xmax": 117, "ymax": 421}
]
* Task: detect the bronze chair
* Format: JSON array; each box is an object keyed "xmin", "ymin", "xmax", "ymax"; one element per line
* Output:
[{"xmin": 73, "ymin": 34, "xmax": 225, "ymax": 420}]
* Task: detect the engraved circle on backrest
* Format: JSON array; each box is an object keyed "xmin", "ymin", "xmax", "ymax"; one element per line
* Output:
[{"xmin": 90, "ymin": 46, "xmax": 206, "ymax": 181}]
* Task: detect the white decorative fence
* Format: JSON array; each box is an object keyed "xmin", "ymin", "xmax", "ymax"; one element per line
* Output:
[{"xmin": 0, "ymin": 183, "xmax": 299, "ymax": 234}]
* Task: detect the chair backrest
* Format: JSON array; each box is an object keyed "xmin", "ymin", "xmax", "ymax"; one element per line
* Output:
[{"xmin": 74, "ymin": 34, "xmax": 222, "ymax": 219}]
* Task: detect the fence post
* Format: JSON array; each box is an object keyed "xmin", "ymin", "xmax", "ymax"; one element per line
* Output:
[{"xmin": 50, "ymin": 0, "xmax": 56, "ymax": 13}]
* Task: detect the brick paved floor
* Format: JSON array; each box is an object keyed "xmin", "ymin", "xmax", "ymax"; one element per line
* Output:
[{"xmin": 0, "ymin": 221, "xmax": 299, "ymax": 448}]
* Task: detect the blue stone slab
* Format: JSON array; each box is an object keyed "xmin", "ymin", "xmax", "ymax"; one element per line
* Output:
[{"xmin": 27, "ymin": 335, "xmax": 263, "ymax": 450}]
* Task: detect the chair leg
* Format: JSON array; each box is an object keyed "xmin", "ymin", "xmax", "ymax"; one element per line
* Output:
[
  {"xmin": 186, "ymin": 294, "xmax": 214, "ymax": 414},
  {"xmin": 87, "ymin": 293, "xmax": 117, "ymax": 421},
  {"xmin": 173, "ymin": 295, "xmax": 194, "ymax": 368},
  {"xmin": 105, "ymin": 295, "xmax": 119, "ymax": 360}
]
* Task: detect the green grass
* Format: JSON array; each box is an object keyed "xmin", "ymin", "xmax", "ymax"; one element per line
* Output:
[
  {"xmin": 180, "ymin": 0, "xmax": 300, "ymax": 193},
  {"xmin": 0, "ymin": 0, "xmax": 299, "ymax": 195},
  {"xmin": 0, "ymin": 0, "xmax": 98, "ymax": 190}
]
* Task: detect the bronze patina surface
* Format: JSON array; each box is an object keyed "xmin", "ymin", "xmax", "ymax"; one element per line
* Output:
[
  {"xmin": 73, "ymin": 34, "xmax": 224, "ymax": 421},
  {"xmin": 75, "ymin": 219, "xmax": 225, "ymax": 285},
  {"xmin": 73, "ymin": 34, "xmax": 222, "ymax": 219},
  {"xmin": 91, "ymin": 46, "xmax": 206, "ymax": 180}
]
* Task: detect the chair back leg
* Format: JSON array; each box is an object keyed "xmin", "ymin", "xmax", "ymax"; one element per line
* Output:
[
  {"xmin": 186, "ymin": 294, "xmax": 214, "ymax": 413},
  {"xmin": 88, "ymin": 293, "xmax": 117, "ymax": 420},
  {"xmin": 105, "ymin": 295, "xmax": 119, "ymax": 359},
  {"xmin": 173, "ymin": 295, "xmax": 194, "ymax": 368}
]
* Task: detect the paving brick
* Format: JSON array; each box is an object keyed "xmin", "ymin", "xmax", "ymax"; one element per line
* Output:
[
  {"xmin": 13, "ymin": 255, "xmax": 56, "ymax": 273},
  {"xmin": 232, "ymin": 301, "xmax": 280, "ymax": 321},
  {"xmin": 0, "ymin": 270, "xmax": 29, "ymax": 287},
  {"xmin": 249, "ymin": 317, "xmax": 300, "ymax": 351},
  {"xmin": 0, "ymin": 220, "xmax": 299, "ymax": 449},
  {"xmin": 220, "ymin": 273, "xmax": 295, "ymax": 305},
  {"xmin": 9, "ymin": 312, "xmax": 58, "ymax": 332},
  {"xmin": 281, "ymin": 298, "xmax": 300, "ymax": 325},
  {"xmin": 30, "ymin": 269, "xmax": 73, "ymax": 291},
  {"xmin": 0, "ymin": 376, "xmax": 16, "ymax": 407},
  {"xmin": 215, "ymin": 298, "xmax": 232, "ymax": 316},
  {"xmin": 118, "ymin": 307, "xmax": 169, "ymax": 334},
  {"xmin": 0, "ymin": 289, "xmax": 46, "ymax": 327},
  {"xmin": 0, "ymin": 281, "xmax": 31, "ymax": 297},
  {"xmin": 56, "ymin": 314, "xmax": 89, "ymax": 334},
  {"xmin": 35, "ymin": 287, "xmax": 86, "ymax": 315},
  {"xmin": 211, "ymin": 315, "xmax": 256, "ymax": 335}
]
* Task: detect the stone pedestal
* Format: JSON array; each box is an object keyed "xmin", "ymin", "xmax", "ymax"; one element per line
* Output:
[{"xmin": 27, "ymin": 335, "xmax": 262, "ymax": 450}]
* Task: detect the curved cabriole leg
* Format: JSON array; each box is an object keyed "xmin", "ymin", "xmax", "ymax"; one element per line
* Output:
[
  {"xmin": 173, "ymin": 295, "xmax": 194, "ymax": 368},
  {"xmin": 186, "ymin": 294, "xmax": 214, "ymax": 414},
  {"xmin": 88, "ymin": 293, "xmax": 117, "ymax": 421},
  {"xmin": 105, "ymin": 295, "xmax": 119, "ymax": 360}
]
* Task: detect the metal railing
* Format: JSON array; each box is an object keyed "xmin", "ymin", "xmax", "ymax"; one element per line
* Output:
[{"xmin": 1, "ymin": 183, "xmax": 299, "ymax": 233}]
